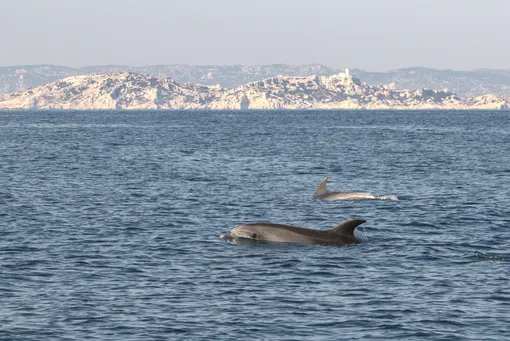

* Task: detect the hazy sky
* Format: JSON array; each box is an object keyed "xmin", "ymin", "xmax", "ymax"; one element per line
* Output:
[{"xmin": 1, "ymin": 0, "xmax": 509, "ymax": 71}]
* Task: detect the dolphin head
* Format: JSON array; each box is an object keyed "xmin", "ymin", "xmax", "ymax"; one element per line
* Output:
[
  {"xmin": 220, "ymin": 224, "xmax": 268, "ymax": 241},
  {"xmin": 219, "ymin": 232, "xmax": 234, "ymax": 239}
]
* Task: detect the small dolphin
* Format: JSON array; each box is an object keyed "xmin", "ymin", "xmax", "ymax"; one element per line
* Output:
[
  {"xmin": 312, "ymin": 176, "xmax": 377, "ymax": 200},
  {"xmin": 220, "ymin": 218, "xmax": 366, "ymax": 246}
]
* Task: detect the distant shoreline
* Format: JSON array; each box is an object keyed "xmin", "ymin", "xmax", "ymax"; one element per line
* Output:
[{"xmin": 1, "ymin": 72, "xmax": 508, "ymax": 111}]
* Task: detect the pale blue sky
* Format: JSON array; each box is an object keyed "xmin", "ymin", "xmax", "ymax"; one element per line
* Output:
[{"xmin": 1, "ymin": 0, "xmax": 509, "ymax": 71}]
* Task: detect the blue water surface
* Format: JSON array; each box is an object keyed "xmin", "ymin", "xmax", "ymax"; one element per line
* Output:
[{"xmin": 0, "ymin": 110, "xmax": 509, "ymax": 340}]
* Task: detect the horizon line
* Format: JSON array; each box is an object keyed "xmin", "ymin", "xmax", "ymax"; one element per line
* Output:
[{"xmin": 1, "ymin": 63, "xmax": 509, "ymax": 73}]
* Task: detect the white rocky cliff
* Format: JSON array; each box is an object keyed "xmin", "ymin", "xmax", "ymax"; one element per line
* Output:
[{"xmin": 0, "ymin": 71, "xmax": 508, "ymax": 110}]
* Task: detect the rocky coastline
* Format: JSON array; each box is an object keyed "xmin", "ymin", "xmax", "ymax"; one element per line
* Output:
[{"xmin": 0, "ymin": 71, "xmax": 508, "ymax": 110}]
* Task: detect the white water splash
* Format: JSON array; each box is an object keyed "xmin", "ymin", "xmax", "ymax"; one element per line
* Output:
[{"xmin": 374, "ymin": 195, "xmax": 399, "ymax": 201}]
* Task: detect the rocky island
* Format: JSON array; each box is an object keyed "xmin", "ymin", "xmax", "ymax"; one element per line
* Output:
[
  {"xmin": 0, "ymin": 70, "xmax": 508, "ymax": 110},
  {"xmin": 3, "ymin": 64, "xmax": 510, "ymax": 98}
]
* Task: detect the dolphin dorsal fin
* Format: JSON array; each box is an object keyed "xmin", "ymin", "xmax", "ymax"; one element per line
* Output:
[
  {"xmin": 330, "ymin": 219, "xmax": 366, "ymax": 236},
  {"xmin": 313, "ymin": 177, "xmax": 329, "ymax": 199}
]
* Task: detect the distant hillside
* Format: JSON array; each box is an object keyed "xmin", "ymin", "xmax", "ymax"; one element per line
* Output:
[
  {"xmin": 352, "ymin": 67, "xmax": 510, "ymax": 98},
  {"xmin": 0, "ymin": 65, "xmax": 78, "ymax": 94},
  {"xmin": 0, "ymin": 64, "xmax": 336, "ymax": 93},
  {"xmin": 1, "ymin": 71, "xmax": 508, "ymax": 110},
  {"xmin": 2, "ymin": 64, "xmax": 510, "ymax": 97}
]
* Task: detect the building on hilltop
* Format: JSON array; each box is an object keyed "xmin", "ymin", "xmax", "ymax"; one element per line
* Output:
[
  {"xmin": 337, "ymin": 68, "xmax": 351, "ymax": 79},
  {"xmin": 329, "ymin": 67, "xmax": 361, "ymax": 85}
]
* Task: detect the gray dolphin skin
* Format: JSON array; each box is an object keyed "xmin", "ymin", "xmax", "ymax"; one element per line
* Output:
[
  {"xmin": 312, "ymin": 176, "xmax": 377, "ymax": 200},
  {"xmin": 220, "ymin": 219, "xmax": 366, "ymax": 246}
]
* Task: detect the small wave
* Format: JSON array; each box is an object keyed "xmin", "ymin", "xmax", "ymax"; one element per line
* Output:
[
  {"xmin": 475, "ymin": 251, "xmax": 504, "ymax": 261},
  {"xmin": 374, "ymin": 195, "xmax": 399, "ymax": 201}
]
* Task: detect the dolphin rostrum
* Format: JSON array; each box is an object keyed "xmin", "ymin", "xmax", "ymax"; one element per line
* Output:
[
  {"xmin": 312, "ymin": 176, "xmax": 393, "ymax": 200},
  {"xmin": 220, "ymin": 218, "xmax": 366, "ymax": 246}
]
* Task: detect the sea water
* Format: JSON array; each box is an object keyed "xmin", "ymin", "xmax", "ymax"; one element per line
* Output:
[{"xmin": 0, "ymin": 110, "xmax": 509, "ymax": 340}]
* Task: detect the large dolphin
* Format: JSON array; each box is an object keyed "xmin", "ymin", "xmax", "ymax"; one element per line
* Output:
[
  {"xmin": 312, "ymin": 176, "xmax": 392, "ymax": 200},
  {"xmin": 220, "ymin": 218, "xmax": 366, "ymax": 246}
]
